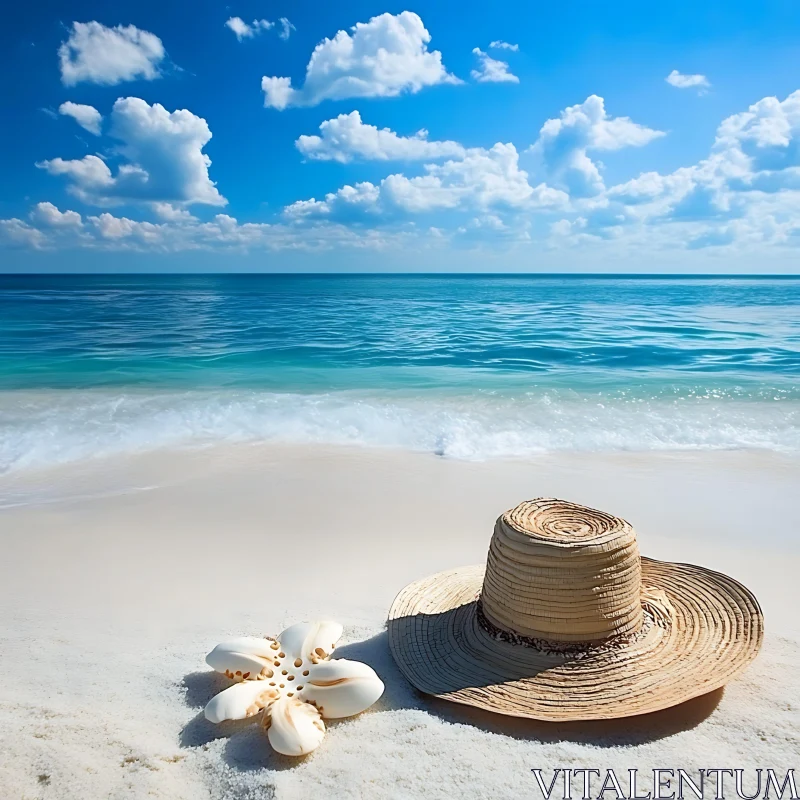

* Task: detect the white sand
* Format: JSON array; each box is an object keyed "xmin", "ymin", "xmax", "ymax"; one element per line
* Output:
[{"xmin": 0, "ymin": 444, "xmax": 798, "ymax": 799}]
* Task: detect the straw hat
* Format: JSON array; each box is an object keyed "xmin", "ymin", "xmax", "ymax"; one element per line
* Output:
[{"xmin": 388, "ymin": 498, "xmax": 763, "ymax": 720}]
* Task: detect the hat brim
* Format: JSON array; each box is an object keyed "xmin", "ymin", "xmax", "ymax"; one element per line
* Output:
[{"xmin": 387, "ymin": 557, "xmax": 763, "ymax": 721}]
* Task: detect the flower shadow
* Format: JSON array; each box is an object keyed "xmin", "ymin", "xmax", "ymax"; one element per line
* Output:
[
  {"xmin": 179, "ymin": 671, "xmax": 301, "ymax": 772},
  {"xmin": 335, "ymin": 628, "xmax": 724, "ymax": 747}
]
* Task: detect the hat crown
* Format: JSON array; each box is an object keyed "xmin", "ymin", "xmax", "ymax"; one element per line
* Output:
[{"xmin": 480, "ymin": 498, "xmax": 644, "ymax": 642}]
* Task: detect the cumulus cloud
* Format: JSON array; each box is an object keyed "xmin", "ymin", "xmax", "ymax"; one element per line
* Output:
[
  {"xmin": 665, "ymin": 70, "xmax": 711, "ymax": 93},
  {"xmin": 260, "ymin": 78, "xmax": 295, "ymax": 112},
  {"xmin": 261, "ymin": 11, "xmax": 460, "ymax": 110},
  {"xmin": 0, "ymin": 204, "xmax": 419, "ymax": 253},
  {"xmin": 58, "ymin": 101, "xmax": 102, "ymax": 135},
  {"xmin": 30, "ymin": 202, "xmax": 83, "ymax": 228},
  {"xmin": 59, "ymin": 21, "xmax": 165, "ymax": 86},
  {"xmin": 225, "ymin": 17, "xmax": 273, "ymax": 40},
  {"xmin": 285, "ymin": 143, "xmax": 566, "ymax": 221},
  {"xmin": 0, "ymin": 219, "xmax": 46, "ymax": 249},
  {"xmin": 714, "ymin": 90, "xmax": 800, "ymax": 176},
  {"xmin": 607, "ymin": 170, "xmax": 694, "ymax": 206},
  {"xmin": 21, "ymin": 87, "xmax": 800, "ymax": 259},
  {"xmin": 295, "ymin": 111, "xmax": 466, "ymax": 163},
  {"xmin": 151, "ymin": 202, "xmax": 197, "ymax": 221},
  {"xmin": 38, "ymin": 97, "xmax": 225, "ymax": 207},
  {"xmin": 39, "ymin": 154, "xmax": 113, "ymax": 188},
  {"xmin": 470, "ymin": 48, "xmax": 518, "ymax": 84},
  {"xmin": 388, "ymin": 144, "xmax": 564, "ymax": 211},
  {"xmin": 529, "ymin": 95, "xmax": 665, "ymax": 197},
  {"xmin": 489, "ymin": 41, "xmax": 518, "ymax": 52},
  {"xmin": 614, "ymin": 90, "xmax": 800, "ymax": 213},
  {"xmin": 552, "ymin": 90, "xmax": 800, "ymax": 251}
]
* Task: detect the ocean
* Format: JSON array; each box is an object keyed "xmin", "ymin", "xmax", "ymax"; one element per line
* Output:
[{"xmin": 0, "ymin": 274, "xmax": 798, "ymax": 473}]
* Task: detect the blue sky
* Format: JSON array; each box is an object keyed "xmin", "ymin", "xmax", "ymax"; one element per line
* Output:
[{"xmin": 3, "ymin": 0, "xmax": 800, "ymax": 272}]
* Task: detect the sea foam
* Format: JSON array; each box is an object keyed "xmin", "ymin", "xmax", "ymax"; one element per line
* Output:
[{"xmin": 1, "ymin": 388, "xmax": 797, "ymax": 474}]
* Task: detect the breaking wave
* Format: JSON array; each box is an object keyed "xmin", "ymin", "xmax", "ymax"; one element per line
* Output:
[{"xmin": 1, "ymin": 386, "xmax": 798, "ymax": 474}]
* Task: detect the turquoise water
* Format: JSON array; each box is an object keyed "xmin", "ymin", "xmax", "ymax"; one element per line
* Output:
[{"xmin": 0, "ymin": 274, "xmax": 798, "ymax": 471}]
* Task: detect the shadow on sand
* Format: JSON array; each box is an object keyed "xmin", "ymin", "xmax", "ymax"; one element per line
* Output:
[
  {"xmin": 334, "ymin": 630, "xmax": 722, "ymax": 746},
  {"xmin": 179, "ymin": 670, "xmax": 302, "ymax": 771},
  {"xmin": 178, "ymin": 628, "xmax": 722, "ymax": 769}
]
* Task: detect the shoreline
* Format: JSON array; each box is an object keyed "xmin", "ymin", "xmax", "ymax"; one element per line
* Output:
[
  {"xmin": 1, "ymin": 443, "xmax": 798, "ymax": 798},
  {"xmin": 2, "ymin": 382, "xmax": 798, "ymax": 475}
]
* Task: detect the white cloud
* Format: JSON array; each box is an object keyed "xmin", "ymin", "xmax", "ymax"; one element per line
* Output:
[
  {"xmin": 151, "ymin": 202, "xmax": 197, "ymax": 221},
  {"xmin": 38, "ymin": 97, "xmax": 225, "ymax": 208},
  {"xmin": 285, "ymin": 143, "xmax": 566, "ymax": 220},
  {"xmin": 380, "ymin": 174, "xmax": 462, "ymax": 213},
  {"xmin": 611, "ymin": 91, "xmax": 800, "ymax": 215},
  {"xmin": 489, "ymin": 41, "xmax": 518, "ymax": 52},
  {"xmin": 39, "ymin": 154, "xmax": 113, "ymax": 188},
  {"xmin": 59, "ymin": 21, "xmax": 165, "ymax": 86},
  {"xmin": 714, "ymin": 91, "xmax": 800, "ymax": 176},
  {"xmin": 260, "ymin": 78, "xmax": 295, "ymax": 112},
  {"xmin": 225, "ymin": 17, "xmax": 273, "ymax": 40},
  {"xmin": 422, "ymin": 144, "xmax": 559, "ymax": 209},
  {"xmin": 528, "ymin": 95, "xmax": 665, "ymax": 197},
  {"xmin": 0, "ymin": 204, "xmax": 421, "ymax": 253},
  {"xmin": 30, "ymin": 202, "xmax": 83, "ymax": 228},
  {"xmin": 295, "ymin": 110, "xmax": 466, "ymax": 163},
  {"xmin": 665, "ymin": 70, "xmax": 710, "ymax": 93},
  {"xmin": 261, "ymin": 11, "xmax": 460, "ymax": 110},
  {"xmin": 550, "ymin": 90, "xmax": 800, "ymax": 251},
  {"xmin": 225, "ymin": 17, "xmax": 250, "ymax": 39},
  {"xmin": 607, "ymin": 170, "xmax": 694, "ymax": 206},
  {"xmin": 0, "ymin": 219, "xmax": 46, "ymax": 249},
  {"xmin": 58, "ymin": 101, "xmax": 102, "ymax": 135},
  {"xmin": 470, "ymin": 48, "xmax": 518, "ymax": 84},
  {"xmin": 278, "ymin": 18, "xmax": 296, "ymax": 40},
  {"xmin": 21, "ymin": 88, "xmax": 800, "ymax": 260},
  {"xmin": 89, "ymin": 212, "xmax": 141, "ymax": 240},
  {"xmin": 286, "ymin": 182, "xmax": 383, "ymax": 219}
]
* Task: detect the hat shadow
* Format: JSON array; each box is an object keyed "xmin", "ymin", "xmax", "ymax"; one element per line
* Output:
[
  {"xmin": 336, "ymin": 628, "xmax": 723, "ymax": 747},
  {"xmin": 178, "ymin": 625, "xmax": 723, "ymax": 765}
]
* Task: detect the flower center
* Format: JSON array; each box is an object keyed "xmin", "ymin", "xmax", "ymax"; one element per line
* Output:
[{"xmin": 258, "ymin": 639, "xmax": 306, "ymax": 697}]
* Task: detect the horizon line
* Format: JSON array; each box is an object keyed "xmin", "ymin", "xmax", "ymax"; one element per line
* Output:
[{"xmin": 2, "ymin": 272, "xmax": 800, "ymax": 279}]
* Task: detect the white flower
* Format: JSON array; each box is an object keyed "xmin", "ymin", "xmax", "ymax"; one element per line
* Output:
[{"xmin": 204, "ymin": 621, "xmax": 384, "ymax": 756}]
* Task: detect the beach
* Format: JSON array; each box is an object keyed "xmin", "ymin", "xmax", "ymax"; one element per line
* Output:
[
  {"xmin": 1, "ymin": 443, "xmax": 798, "ymax": 799},
  {"xmin": 1, "ymin": 274, "xmax": 798, "ymax": 798},
  {"xmin": 5, "ymin": 0, "xmax": 800, "ymax": 791}
]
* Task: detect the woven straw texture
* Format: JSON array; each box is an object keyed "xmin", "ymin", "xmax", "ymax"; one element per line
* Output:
[{"xmin": 388, "ymin": 498, "xmax": 763, "ymax": 721}]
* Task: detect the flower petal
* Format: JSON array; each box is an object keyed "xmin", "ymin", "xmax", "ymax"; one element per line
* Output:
[
  {"xmin": 204, "ymin": 680, "xmax": 280, "ymax": 723},
  {"xmin": 277, "ymin": 622, "xmax": 343, "ymax": 663},
  {"xmin": 302, "ymin": 659, "xmax": 384, "ymax": 719},
  {"xmin": 205, "ymin": 637, "xmax": 277, "ymax": 680},
  {"xmin": 266, "ymin": 696, "xmax": 326, "ymax": 756}
]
